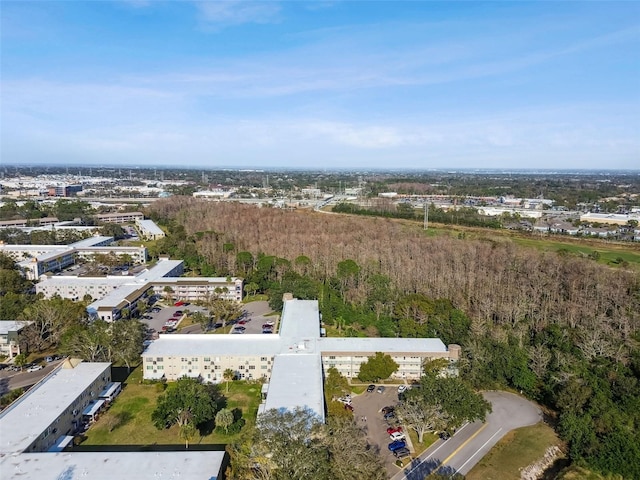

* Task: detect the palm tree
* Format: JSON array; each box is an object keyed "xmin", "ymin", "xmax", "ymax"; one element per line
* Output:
[
  {"xmin": 223, "ymin": 368, "xmax": 235, "ymax": 393},
  {"xmin": 179, "ymin": 422, "xmax": 198, "ymax": 449}
]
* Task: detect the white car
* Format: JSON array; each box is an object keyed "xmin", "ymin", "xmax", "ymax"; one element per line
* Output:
[
  {"xmin": 27, "ymin": 365, "xmax": 43, "ymax": 372},
  {"xmin": 389, "ymin": 431, "xmax": 406, "ymax": 441},
  {"xmin": 397, "ymin": 385, "xmax": 407, "ymax": 393}
]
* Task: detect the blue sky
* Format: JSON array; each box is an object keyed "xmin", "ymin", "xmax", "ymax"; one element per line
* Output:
[{"xmin": 1, "ymin": 1, "xmax": 639, "ymax": 170}]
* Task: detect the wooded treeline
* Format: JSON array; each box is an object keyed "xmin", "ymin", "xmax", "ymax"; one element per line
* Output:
[{"xmin": 148, "ymin": 197, "xmax": 640, "ymax": 478}]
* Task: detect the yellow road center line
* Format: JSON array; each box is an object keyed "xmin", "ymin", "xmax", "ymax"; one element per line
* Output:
[{"xmin": 438, "ymin": 422, "xmax": 488, "ymax": 467}]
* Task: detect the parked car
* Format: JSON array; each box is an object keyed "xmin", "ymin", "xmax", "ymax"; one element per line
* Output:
[
  {"xmin": 231, "ymin": 330, "xmax": 244, "ymax": 334},
  {"xmin": 397, "ymin": 385, "xmax": 407, "ymax": 393},
  {"xmin": 174, "ymin": 301, "xmax": 185, "ymax": 307},
  {"xmin": 388, "ymin": 440, "xmax": 407, "ymax": 452},
  {"xmin": 390, "ymin": 432, "xmax": 406, "ymax": 441},
  {"xmin": 27, "ymin": 365, "xmax": 43, "ymax": 372},
  {"xmin": 377, "ymin": 385, "xmax": 385, "ymax": 393},
  {"xmin": 387, "ymin": 426, "xmax": 403, "ymax": 435},
  {"xmin": 344, "ymin": 403, "xmax": 354, "ymax": 412},
  {"xmin": 238, "ymin": 320, "xmax": 247, "ymax": 325},
  {"xmin": 439, "ymin": 431, "xmax": 451, "ymax": 441},
  {"xmin": 234, "ymin": 326, "xmax": 246, "ymax": 331},
  {"xmin": 382, "ymin": 406, "xmax": 395, "ymax": 414},
  {"xmin": 394, "ymin": 447, "xmax": 411, "ymax": 458},
  {"xmin": 384, "ymin": 412, "xmax": 396, "ymax": 421},
  {"xmin": 262, "ymin": 329, "xmax": 273, "ymax": 334}
]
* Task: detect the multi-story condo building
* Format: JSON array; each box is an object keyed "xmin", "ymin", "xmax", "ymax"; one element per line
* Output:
[
  {"xmin": 0, "ymin": 360, "xmax": 225, "ymax": 479},
  {"xmin": 143, "ymin": 298, "xmax": 460, "ymax": 422},
  {"xmin": 0, "ymin": 321, "xmax": 32, "ymax": 360},
  {"xmin": 95, "ymin": 211, "xmax": 144, "ymax": 224}
]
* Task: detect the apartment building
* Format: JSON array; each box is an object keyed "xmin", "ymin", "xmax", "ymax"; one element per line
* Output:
[
  {"xmin": 135, "ymin": 218, "xmax": 165, "ymax": 240},
  {"xmin": 0, "ymin": 321, "xmax": 32, "ymax": 360},
  {"xmin": 0, "ymin": 360, "xmax": 225, "ymax": 480},
  {"xmin": 143, "ymin": 299, "xmax": 459, "ymax": 422},
  {"xmin": 95, "ymin": 211, "xmax": 144, "ymax": 224}
]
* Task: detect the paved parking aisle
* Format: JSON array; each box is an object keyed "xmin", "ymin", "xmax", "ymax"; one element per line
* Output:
[{"xmin": 350, "ymin": 384, "xmax": 405, "ymax": 477}]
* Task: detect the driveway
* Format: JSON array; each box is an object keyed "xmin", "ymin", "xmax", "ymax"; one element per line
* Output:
[{"xmin": 392, "ymin": 391, "xmax": 542, "ymax": 480}]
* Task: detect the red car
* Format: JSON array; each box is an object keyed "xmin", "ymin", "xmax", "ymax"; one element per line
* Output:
[
  {"xmin": 174, "ymin": 301, "xmax": 184, "ymax": 307},
  {"xmin": 345, "ymin": 403, "xmax": 354, "ymax": 412},
  {"xmin": 238, "ymin": 320, "xmax": 247, "ymax": 325},
  {"xmin": 387, "ymin": 426, "xmax": 403, "ymax": 435}
]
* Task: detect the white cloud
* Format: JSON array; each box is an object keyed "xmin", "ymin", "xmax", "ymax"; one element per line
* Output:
[{"xmin": 195, "ymin": 0, "xmax": 281, "ymax": 27}]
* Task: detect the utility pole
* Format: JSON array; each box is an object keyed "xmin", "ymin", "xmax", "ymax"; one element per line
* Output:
[{"xmin": 423, "ymin": 202, "xmax": 429, "ymax": 230}]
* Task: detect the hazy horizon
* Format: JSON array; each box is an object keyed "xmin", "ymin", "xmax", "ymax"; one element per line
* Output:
[{"xmin": 1, "ymin": 1, "xmax": 639, "ymax": 170}]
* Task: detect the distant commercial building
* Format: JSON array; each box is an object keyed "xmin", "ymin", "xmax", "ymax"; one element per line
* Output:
[
  {"xmin": 47, "ymin": 184, "xmax": 83, "ymax": 197},
  {"xmin": 192, "ymin": 189, "xmax": 236, "ymax": 199},
  {"xmin": 143, "ymin": 298, "xmax": 460, "ymax": 423},
  {"xmin": 579, "ymin": 212, "xmax": 640, "ymax": 226},
  {"xmin": 0, "ymin": 321, "xmax": 32, "ymax": 360}
]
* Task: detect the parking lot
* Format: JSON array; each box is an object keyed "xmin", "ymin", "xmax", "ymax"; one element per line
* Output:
[
  {"xmin": 138, "ymin": 300, "xmax": 276, "ymax": 338},
  {"xmin": 351, "ymin": 383, "xmax": 409, "ymax": 476},
  {"xmin": 228, "ymin": 301, "xmax": 277, "ymax": 335}
]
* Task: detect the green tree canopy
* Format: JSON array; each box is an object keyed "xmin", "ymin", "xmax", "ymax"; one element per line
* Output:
[
  {"xmin": 396, "ymin": 365, "xmax": 491, "ymax": 442},
  {"xmin": 357, "ymin": 352, "xmax": 399, "ymax": 382},
  {"xmin": 152, "ymin": 377, "xmax": 223, "ymax": 430}
]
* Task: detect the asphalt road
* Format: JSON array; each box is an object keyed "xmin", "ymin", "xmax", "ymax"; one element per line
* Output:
[
  {"xmin": 392, "ymin": 391, "xmax": 542, "ymax": 480},
  {"xmin": 0, "ymin": 360, "xmax": 64, "ymax": 395}
]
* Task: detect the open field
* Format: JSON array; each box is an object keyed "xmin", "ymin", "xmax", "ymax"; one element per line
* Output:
[
  {"xmin": 465, "ymin": 422, "xmax": 563, "ymax": 480},
  {"xmin": 80, "ymin": 366, "xmax": 262, "ymax": 449}
]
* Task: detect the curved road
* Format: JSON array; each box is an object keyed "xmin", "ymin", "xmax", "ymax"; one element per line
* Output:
[{"xmin": 392, "ymin": 391, "xmax": 542, "ymax": 479}]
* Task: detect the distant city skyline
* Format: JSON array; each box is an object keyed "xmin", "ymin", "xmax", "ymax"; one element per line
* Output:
[{"xmin": 1, "ymin": 1, "xmax": 639, "ymax": 170}]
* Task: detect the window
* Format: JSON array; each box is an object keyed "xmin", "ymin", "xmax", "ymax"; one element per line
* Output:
[
  {"xmin": 204, "ymin": 357, "xmax": 210, "ymax": 362},
  {"xmin": 248, "ymin": 365, "xmax": 255, "ymax": 370},
  {"xmin": 156, "ymin": 357, "xmax": 163, "ymax": 362}
]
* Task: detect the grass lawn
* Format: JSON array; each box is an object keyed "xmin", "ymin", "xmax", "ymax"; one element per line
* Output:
[
  {"xmin": 243, "ymin": 294, "xmax": 269, "ymax": 303},
  {"xmin": 407, "ymin": 429, "xmax": 438, "ymax": 457},
  {"xmin": 465, "ymin": 422, "xmax": 562, "ymax": 480},
  {"xmin": 511, "ymin": 236, "xmax": 640, "ymax": 267},
  {"xmin": 80, "ymin": 366, "xmax": 262, "ymax": 449}
]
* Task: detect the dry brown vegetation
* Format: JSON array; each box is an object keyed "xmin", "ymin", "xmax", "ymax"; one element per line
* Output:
[{"xmin": 150, "ymin": 197, "xmax": 639, "ymax": 356}]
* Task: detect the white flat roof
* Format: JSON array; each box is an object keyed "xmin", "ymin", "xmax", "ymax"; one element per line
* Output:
[
  {"xmin": 0, "ymin": 321, "xmax": 32, "ymax": 335},
  {"xmin": 143, "ymin": 334, "xmax": 284, "ymax": 357},
  {"xmin": 0, "ymin": 451, "xmax": 225, "ymax": 480},
  {"xmin": 0, "ymin": 362, "xmax": 111, "ymax": 454},
  {"xmin": 70, "ymin": 236, "xmax": 114, "ymax": 248},
  {"xmin": 38, "ymin": 276, "xmax": 132, "ymax": 289},
  {"xmin": 279, "ymin": 299, "xmax": 320, "ymax": 339},
  {"xmin": 318, "ymin": 337, "xmax": 448, "ymax": 354},
  {"xmin": 263, "ymin": 353, "xmax": 325, "ymax": 422},
  {"xmin": 137, "ymin": 219, "xmax": 164, "ymax": 235}
]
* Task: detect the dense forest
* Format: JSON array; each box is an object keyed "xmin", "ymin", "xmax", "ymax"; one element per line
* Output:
[{"xmin": 148, "ymin": 197, "xmax": 640, "ymax": 478}]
